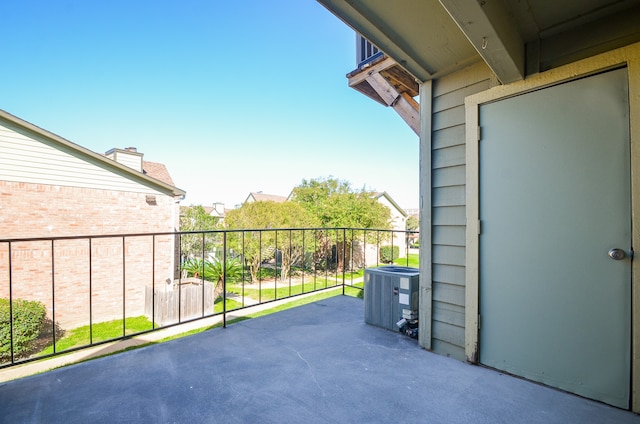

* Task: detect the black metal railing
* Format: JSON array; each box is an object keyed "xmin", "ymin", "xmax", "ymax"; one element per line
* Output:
[
  {"xmin": 356, "ymin": 34, "xmax": 383, "ymax": 68},
  {"xmin": 0, "ymin": 227, "xmax": 418, "ymax": 368}
]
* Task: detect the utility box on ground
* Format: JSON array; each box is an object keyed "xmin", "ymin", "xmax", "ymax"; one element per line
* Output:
[{"xmin": 364, "ymin": 266, "xmax": 419, "ymax": 332}]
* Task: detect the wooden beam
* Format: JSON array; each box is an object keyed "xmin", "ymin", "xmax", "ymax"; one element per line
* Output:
[
  {"xmin": 439, "ymin": 0, "xmax": 524, "ymax": 83},
  {"xmin": 366, "ymin": 72, "xmax": 420, "ymax": 135},
  {"xmin": 347, "ymin": 56, "xmax": 399, "ymax": 87}
]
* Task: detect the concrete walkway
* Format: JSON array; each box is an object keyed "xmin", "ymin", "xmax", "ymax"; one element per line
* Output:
[{"xmin": 0, "ymin": 295, "xmax": 638, "ymax": 423}]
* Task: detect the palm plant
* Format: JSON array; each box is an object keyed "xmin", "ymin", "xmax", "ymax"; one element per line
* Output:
[{"xmin": 181, "ymin": 257, "xmax": 242, "ymax": 299}]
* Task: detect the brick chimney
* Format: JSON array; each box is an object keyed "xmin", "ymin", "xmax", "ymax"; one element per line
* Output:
[{"xmin": 105, "ymin": 147, "xmax": 143, "ymax": 172}]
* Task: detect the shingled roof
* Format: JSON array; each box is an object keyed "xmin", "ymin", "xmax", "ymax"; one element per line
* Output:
[
  {"xmin": 143, "ymin": 161, "xmax": 175, "ymax": 187},
  {"xmin": 245, "ymin": 192, "xmax": 287, "ymax": 203}
]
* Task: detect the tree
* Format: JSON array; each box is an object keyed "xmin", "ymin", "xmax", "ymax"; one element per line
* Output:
[
  {"xmin": 179, "ymin": 205, "xmax": 221, "ymax": 260},
  {"xmin": 405, "ymin": 214, "xmax": 419, "ymax": 247},
  {"xmin": 225, "ymin": 201, "xmax": 318, "ymax": 282},
  {"xmin": 406, "ymin": 215, "xmax": 419, "ymax": 232},
  {"xmin": 291, "ymin": 176, "xmax": 390, "ymax": 228},
  {"xmin": 291, "ymin": 176, "xmax": 391, "ymax": 270}
]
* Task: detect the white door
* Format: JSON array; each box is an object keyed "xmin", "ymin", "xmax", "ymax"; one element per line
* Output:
[{"xmin": 479, "ymin": 68, "xmax": 631, "ymax": 408}]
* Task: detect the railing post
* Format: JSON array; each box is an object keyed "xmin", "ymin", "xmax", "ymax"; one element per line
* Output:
[
  {"xmin": 122, "ymin": 236, "xmax": 126, "ymax": 336},
  {"xmin": 241, "ymin": 231, "xmax": 246, "ymax": 307},
  {"xmin": 350, "ymin": 229, "xmax": 355, "ymax": 286},
  {"xmin": 288, "ymin": 229, "xmax": 292, "ymax": 297},
  {"xmin": 177, "ymin": 233, "xmax": 182, "ymax": 323},
  {"xmin": 90, "ymin": 238, "xmax": 94, "ymax": 340},
  {"xmin": 8, "ymin": 242, "xmax": 14, "ymax": 363},
  {"xmin": 51, "ymin": 240, "xmax": 57, "ymax": 353},
  {"xmin": 342, "ymin": 228, "xmax": 346, "ymax": 295},
  {"xmin": 223, "ymin": 231, "xmax": 227, "ymax": 328},
  {"xmin": 150, "ymin": 236, "xmax": 154, "ymax": 330},
  {"xmin": 301, "ymin": 230, "xmax": 306, "ymax": 293},
  {"xmin": 275, "ymin": 230, "xmax": 279, "ymax": 300},
  {"xmin": 376, "ymin": 230, "xmax": 381, "ymax": 267},
  {"xmin": 201, "ymin": 232, "xmax": 205, "ymax": 318},
  {"xmin": 258, "ymin": 231, "xmax": 262, "ymax": 304},
  {"xmin": 391, "ymin": 229, "xmax": 395, "ymax": 265}
]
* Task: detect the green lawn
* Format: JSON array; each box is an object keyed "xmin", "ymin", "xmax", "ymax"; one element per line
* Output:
[
  {"xmin": 394, "ymin": 253, "xmax": 419, "ymax": 268},
  {"xmin": 213, "ymin": 297, "xmax": 243, "ymax": 313},
  {"xmin": 38, "ymin": 316, "xmax": 154, "ymax": 355},
  {"xmin": 37, "ymin": 297, "xmax": 242, "ymax": 356},
  {"xmin": 228, "ymin": 279, "xmax": 341, "ymax": 302}
]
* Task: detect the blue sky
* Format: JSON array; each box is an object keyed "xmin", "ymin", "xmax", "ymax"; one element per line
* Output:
[{"xmin": 0, "ymin": 1, "xmax": 419, "ymax": 209}]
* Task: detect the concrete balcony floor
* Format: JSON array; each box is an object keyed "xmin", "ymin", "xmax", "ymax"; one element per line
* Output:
[{"xmin": 0, "ymin": 295, "xmax": 638, "ymax": 423}]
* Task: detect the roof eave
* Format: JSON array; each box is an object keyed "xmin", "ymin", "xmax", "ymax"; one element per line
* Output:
[
  {"xmin": 317, "ymin": 0, "xmax": 525, "ymax": 84},
  {"xmin": 0, "ymin": 109, "xmax": 186, "ymax": 198}
]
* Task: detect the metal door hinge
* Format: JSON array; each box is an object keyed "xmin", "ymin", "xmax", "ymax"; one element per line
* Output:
[
  {"xmin": 477, "ymin": 126, "xmax": 482, "ymax": 141},
  {"xmin": 478, "ymin": 314, "xmax": 481, "ymax": 329}
]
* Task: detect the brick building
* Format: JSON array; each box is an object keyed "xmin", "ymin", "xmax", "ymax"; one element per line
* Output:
[{"xmin": 0, "ymin": 109, "xmax": 185, "ymax": 328}]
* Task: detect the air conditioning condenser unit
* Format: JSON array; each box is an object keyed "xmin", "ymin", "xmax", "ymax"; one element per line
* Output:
[{"xmin": 364, "ymin": 266, "xmax": 419, "ymax": 332}]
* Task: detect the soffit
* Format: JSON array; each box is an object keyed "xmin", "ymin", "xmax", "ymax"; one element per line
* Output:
[
  {"xmin": 317, "ymin": 0, "xmax": 640, "ymax": 83},
  {"xmin": 318, "ymin": 0, "xmax": 479, "ymax": 82}
]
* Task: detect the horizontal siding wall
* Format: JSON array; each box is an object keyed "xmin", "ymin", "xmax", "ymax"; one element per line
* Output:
[
  {"xmin": 0, "ymin": 123, "xmax": 161, "ymax": 195},
  {"xmin": 430, "ymin": 62, "xmax": 495, "ymax": 361}
]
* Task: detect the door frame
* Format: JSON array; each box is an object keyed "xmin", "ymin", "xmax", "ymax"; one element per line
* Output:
[{"xmin": 464, "ymin": 42, "xmax": 640, "ymax": 411}]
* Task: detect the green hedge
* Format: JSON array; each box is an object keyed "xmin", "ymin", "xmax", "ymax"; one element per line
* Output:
[
  {"xmin": 0, "ymin": 298, "xmax": 47, "ymax": 361},
  {"xmin": 380, "ymin": 245, "xmax": 400, "ymax": 263}
]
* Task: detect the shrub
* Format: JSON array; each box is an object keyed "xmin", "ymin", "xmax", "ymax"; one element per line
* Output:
[
  {"xmin": 0, "ymin": 298, "xmax": 47, "ymax": 361},
  {"xmin": 379, "ymin": 245, "xmax": 400, "ymax": 263}
]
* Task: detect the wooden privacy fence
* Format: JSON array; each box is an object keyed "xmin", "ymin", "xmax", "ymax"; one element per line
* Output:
[{"xmin": 145, "ymin": 279, "xmax": 215, "ymax": 326}]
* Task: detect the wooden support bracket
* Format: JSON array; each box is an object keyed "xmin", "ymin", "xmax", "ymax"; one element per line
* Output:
[{"xmin": 366, "ymin": 72, "xmax": 420, "ymax": 135}]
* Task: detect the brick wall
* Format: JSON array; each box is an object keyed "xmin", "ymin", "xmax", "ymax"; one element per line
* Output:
[{"xmin": 0, "ymin": 181, "xmax": 179, "ymax": 328}]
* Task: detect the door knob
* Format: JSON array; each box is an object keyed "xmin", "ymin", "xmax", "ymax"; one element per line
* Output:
[{"xmin": 608, "ymin": 248, "xmax": 626, "ymax": 260}]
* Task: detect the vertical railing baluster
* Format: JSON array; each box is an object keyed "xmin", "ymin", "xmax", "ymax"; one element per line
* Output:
[
  {"xmin": 241, "ymin": 231, "xmax": 246, "ymax": 307},
  {"xmin": 376, "ymin": 231, "xmax": 381, "ymax": 267},
  {"xmin": 342, "ymin": 228, "xmax": 346, "ymax": 295},
  {"xmin": 258, "ymin": 231, "xmax": 262, "ymax": 304},
  {"xmin": 405, "ymin": 230, "xmax": 410, "ymax": 267},
  {"xmin": 151, "ymin": 235, "xmax": 155, "ymax": 329},
  {"xmin": 223, "ymin": 231, "xmax": 227, "ymax": 328},
  {"xmin": 51, "ymin": 240, "xmax": 56, "ymax": 353},
  {"xmin": 334, "ymin": 228, "xmax": 344, "ymax": 286},
  {"xmin": 8, "ymin": 242, "xmax": 14, "ymax": 363},
  {"xmin": 363, "ymin": 230, "xmax": 367, "ymax": 269},
  {"xmin": 301, "ymin": 230, "xmax": 305, "ymax": 294},
  {"xmin": 177, "ymin": 233, "xmax": 182, "ymax": 323},
  {"xmin": 122, "ymin": 236, "xmax": 126, "ymax": 336},
  {"xmin": 350, "ymin": 229, "xmax": 355, "ymax": 287},
  {"xmin": 325, "ymin": 231, "xmax": 328, "ymax": 288},
  {"xmin": 288, "ymin": 229, "xmax": 292, "ymax": 297},
  {"xmin": 89, "ymin": 238, "xmax": 93, "ymax": 343},
  {"xmin": 274, "ymin": 230, "xmax": 278, "ymax": 300},
  {"xmin": 201, "ymin": 232, "xmax": 205, "ymax": 318}
]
